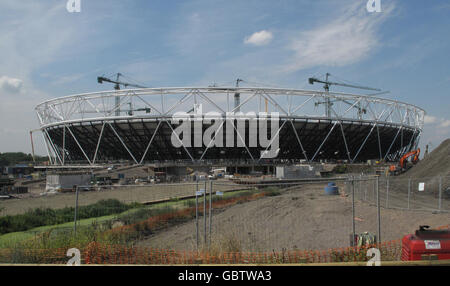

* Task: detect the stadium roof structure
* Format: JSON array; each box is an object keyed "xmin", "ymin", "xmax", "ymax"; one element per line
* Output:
[{"xmin": 35, "ymin": 87, "xmax": 425, "ymax": 166}]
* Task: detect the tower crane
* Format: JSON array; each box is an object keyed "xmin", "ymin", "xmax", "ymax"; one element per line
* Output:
[
  {"xmin": 234, "ymin": 78, "xmax": 243, "ymax": 112},
  {"xmin": 233, "ymin": 78, "xmax": 269, "ymax": 112},
  {"xmin": 97, "ymin": 73, "xmax": 148, "ymax": 116},
  {"xmin": 308, "ymin": 73, "xmax": 384, "ymax": 119}
]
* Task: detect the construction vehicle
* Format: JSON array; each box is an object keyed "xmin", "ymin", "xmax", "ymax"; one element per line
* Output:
[
  {"xmin": 402, "ymin": 225, "xmax": 450, "ymax": 261},
  {"xmin": 389, "ymin": 148, "xmax": 420, "ymax": 175}
]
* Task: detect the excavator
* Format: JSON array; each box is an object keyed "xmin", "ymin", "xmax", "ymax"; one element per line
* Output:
[{"xmin": 389, "ymin": 148, "xmax": 420, "ymax": 176}]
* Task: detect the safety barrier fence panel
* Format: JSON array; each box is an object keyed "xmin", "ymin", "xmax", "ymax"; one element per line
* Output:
[{"xmin": 0, "ymin": 239, "xmax": 404, "ymax": 265}]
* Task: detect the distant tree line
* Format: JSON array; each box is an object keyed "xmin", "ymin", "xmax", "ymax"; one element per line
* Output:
[{"xmin": 0, "ymin": 152, "xmax": 48, "ymax": 166}]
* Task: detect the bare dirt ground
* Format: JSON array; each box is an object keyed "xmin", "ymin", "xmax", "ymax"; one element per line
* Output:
[
  {"xmin": 401, "ymin": 138, "xmax": 450, "ymax": 179},
  {"xmin": 137, "ymin": 183, "xmax": 449, "ymax": 251},
  {"xmin": 388, "ymin": 138, "xmax": 450, "ymax": 196}
]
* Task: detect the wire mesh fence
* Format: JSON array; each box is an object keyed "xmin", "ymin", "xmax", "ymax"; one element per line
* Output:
[
  {"xmin": 352, "ymin": 175, "xmax": 450, "ymax": 212},
  {"xmin": 0, "ymin": 240, "xmax": 403, "ymax": 265},
  {"xmin": 0, "ymin": 175, "xmax": 448, "ymax": 264}
]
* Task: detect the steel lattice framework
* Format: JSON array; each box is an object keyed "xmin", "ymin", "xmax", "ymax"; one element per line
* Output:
[{"xmin": 35, "ymin": 87, "xmax": 425, "ymax": 166}]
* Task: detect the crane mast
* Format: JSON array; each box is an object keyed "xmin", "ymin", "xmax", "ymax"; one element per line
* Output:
[
  {"xmin": 232, "ymin": 78, "xmax": 268, "ymax": 112},
  {"xmin": 308, "ymin": 73, "xmax": 382, "ymax": 119},
  {"xmin": 97, "ymin": 73, "xmax": 147, "ymax": 116},
  {"xmin": 234, "ymin": 78, "xmax": 243, "ymax": 112}
]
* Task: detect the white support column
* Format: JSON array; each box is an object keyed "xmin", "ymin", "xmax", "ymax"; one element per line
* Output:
[
  {"xmin": 41, "ymin": 131, "xmax": 54, "ymax": 165},
  {"xmin": 289, "ymin": 120, "xmax": 308, "ymax": 161},
  {"xmin": 351, "ymin": 123, "xmax": 377, "ymax": 163},
  {"xmin": 92, "ymin": 122, "xmax": 106, "ymax": 164},
  {"xmin": 311, "ymin": 121, "xmax": 338, "ymax": 162},
  {"xmin": 230, "ymin": 116, "xmax": 255, "ymax": 161},
  {"xmin": 107, "ymin": 122, "xmax": 139, "ymax": 164},
  {"xmin": 139, "ymin": 121, "xmax": 162, "ymax": 164},
  {"xmin": 65, "ymin": 124, "xmax": 93, "ymax": 165},
  {"xmin": 339, "ymin": 123, "xmax": 352, "ymax": 161},
  {"xmin": 43, "ymin": 129, "xmax": 63, "ymax": 165},
  {"xmin": 257, "ymin": 120, "xmax": 286, "ymax": 162},
  {"xmin": 163, "ymin": 119, "xmax": 195, "ymax": 162},
  {"xmin": 62, "ymin": 126, "xmax": 66, "ymax": 165}
]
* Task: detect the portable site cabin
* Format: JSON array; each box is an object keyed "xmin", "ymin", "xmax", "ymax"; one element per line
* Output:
[{"xmin": 46, "ymin": 172, "xmax": 91, "ymax": 192}]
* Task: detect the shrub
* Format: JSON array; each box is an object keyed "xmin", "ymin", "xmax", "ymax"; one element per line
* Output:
[
  {"xmin": 118, "ymin": 205, "xmax": 176, "ymax": 226},
  {"xmin": 333, "ymin": 164, "xmax": 348, "ymax": 174},
  {"xmin": 0, "ymin": 199, "xmax": 135, "ymax": 235},
  {"xmin": 330, "ymin": 247, "xmax": 368, "ymax": 262}
]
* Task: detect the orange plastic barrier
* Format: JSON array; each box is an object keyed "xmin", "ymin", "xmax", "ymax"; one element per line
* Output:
[
  {"xmin": 2, "ymin": 222, "xmax": 447, "ymax": 264},
  {"xmin": 79, "ymin": 239, "xmax": 406, "ymax": 265}
]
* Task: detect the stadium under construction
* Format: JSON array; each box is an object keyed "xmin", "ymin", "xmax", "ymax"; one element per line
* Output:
[{"xmin": 33, "ymin": 83, "xmax": 425, "ymax": 176}]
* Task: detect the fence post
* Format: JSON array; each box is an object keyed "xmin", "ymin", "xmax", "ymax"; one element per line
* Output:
[
  {"xmin": 363, "ymin": 175, "xmax": 367, "ymax": 201},
  {"xmin": 351, "ymin": 176, "xmax": 356, "ymax": 247},
  {"xmin": 373, "ymin": 177, "xmax": 376, "ymax": 203},
  {"xmin": 386, "ymin": 176, "xmax": 389, "ymax": 208},
  {"xmin": 204, "ymin": 180, "xmax": 207, "ymax": 245},
  {"xmin": 73, "ymin": 185, "xmax": 79, "ymax": 236},
  {"xmin": 196, "ymin": 180, "xmax": 199, "ymax": 250},
  {"xmin": 209, "ymin": 180, "xmax": 212, "ymax": 248},
  {"xmin": 408, "ymin": 177, "xmax": 411, "ymax": 210},
  {"xmin": 438, "ymin": 176, "xmax": 442, "ymax": 212},
  {"xmin": 359, "ymin": 175, "xmax": 362, "ymax": 200},
  {"xmin": 376, "ymin": 175, "xmax": 381, "ymax": 244}
]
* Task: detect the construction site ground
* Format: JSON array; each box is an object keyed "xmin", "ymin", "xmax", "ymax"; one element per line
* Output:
[
  {"xmin": 1, "ymin": 138, "xmax": 448, "ymax": 251},
  {"xmin": 136, "ymin": 182, "xmax": 449, "ymax": 252}
]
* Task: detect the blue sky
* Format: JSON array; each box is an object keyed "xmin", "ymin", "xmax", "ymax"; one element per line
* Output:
[{"xmin": 0, "ymin": 0, "xmax": 449, "ymax": 155}]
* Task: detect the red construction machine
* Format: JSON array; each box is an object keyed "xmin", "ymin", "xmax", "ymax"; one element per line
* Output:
[
  {"xmin": 402, "ymin": 225, "xmax": 450, "ymax": 261},
  {"xmin": 389, "ymin": 148, "xmax": 420, "ymax": 176}
]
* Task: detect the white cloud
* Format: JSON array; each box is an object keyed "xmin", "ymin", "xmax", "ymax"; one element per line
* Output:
[
  {"xmin": 0, "ymin": 1, "xmax": 96, "ymax": 154},
  {"xmin": 0, "ymin": 76, "xmax": 23, "ymax": 93},
  {"xmin": 283, "ymin": 2, "xmax": 394, "ymax": 72},
  {"xmin": 424, "ymin": 115, "xmax": 450, "ymax": 129},
  {"xmin": 421, "ymin": 113, "xmax": 450, "ymax": 152},
  {"xmin": 424, "ymin": 115, "xmax": 438, "ymax": 124},
  {"xmin": 51, "ymin": 73, "xmax": 85, "ymax": 86},
  {"xmin": 244, "ymin": 30, "xmax": 273, "ymax": 46},
  {"xmin": 440, "ymin": 120, "xmax": 450, "ymax": 128}
]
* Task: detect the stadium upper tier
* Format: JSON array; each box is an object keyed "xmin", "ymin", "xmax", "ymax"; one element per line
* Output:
[{"xmin": 35, "ymin": 87, "xmax": 425, "ymax": 165}]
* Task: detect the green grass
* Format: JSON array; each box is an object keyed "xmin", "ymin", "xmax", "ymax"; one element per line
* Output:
[
  {"xmin": 0, "ymin": 199, "xmax": 137, "ymax": 235},
  {"xmin": 116, "ymin": 189, "xmax": 260, "ymax": 225},
  {"xmin": 0, "ymin": 213, "xmax": 122, "ymax": 248},
  {"xmin": 0, "ymin": 191, "xmax": 223, "ymax": 247},
  {"xmin": 0, "ymin": 187, "xmax": 279, "ymax": 249}
]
